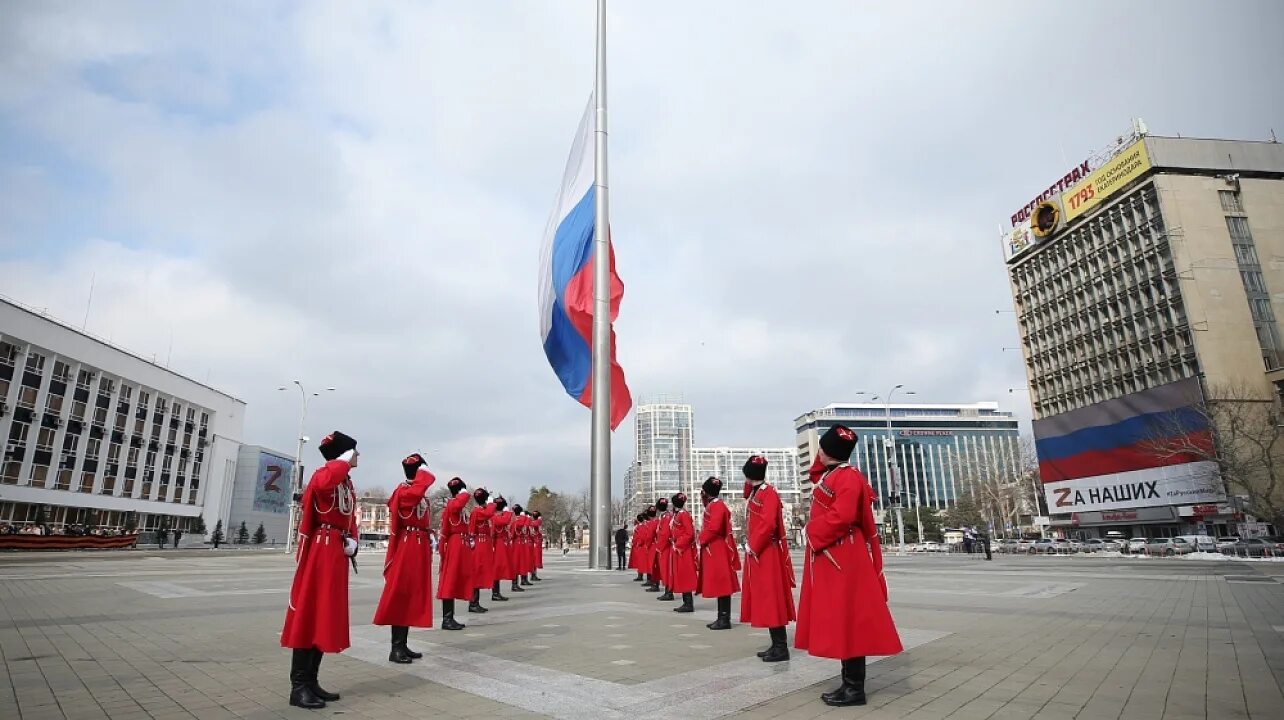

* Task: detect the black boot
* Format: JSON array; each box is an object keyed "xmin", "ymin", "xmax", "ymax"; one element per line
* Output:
[
  {"xmin": 521, "ymin": 575, "xmax": 532, "ymax": 586},
  {"xmin": 531, "ymin": 571, "xmax": 541, "ymax": 581},
  {"xmin": 657, "ymin": 587, "xmax": 675, "ymax": 601},
  {"xmin": 388, "ymin": 626, "xmax": 412, "ymax": 664},
  {"xmin": 400, "ymin": 626, "xmax": 423, "ymax": 659},
  {"xmin": 289, "ymin": 649, "xmax": 326, "ymax": 709},
  {"xmin": 821, "ymin": 657, "xmax": 867, "ymax": 706},
  {"xmin": 761, "ymin": 626, "xmax": 790, "ymax": 662},
  {"xmin": 441, "ymin": 599, "xmax": 465, "ymax": 631},
  {"xmin": 491, "ymin": 581, "xmax": 509, "ymax": 602},
  {"xmin": 707, "ymin": 596, "xmax": 732, "ymax": 630},
  {"xmin": 673, "ymin": 592, "xmax": 694, "ymax": 613},
  {"xmin": 468, "ymin": 588, "xmax": 488, "ymax": 613},
  {"xmin": 634, "ymin": 571, "xmax": 644, "ymax": 581},
  {"xmin": 511, "ymin": 578, "xmax": 526, "ymax": 593},
  {"xmin": 308, "ymin": 649, "xmax": 340, "ymax": 701},
  {"xmin": 645, "ymin": 576, "xmax": 661, "ymax": 592}
]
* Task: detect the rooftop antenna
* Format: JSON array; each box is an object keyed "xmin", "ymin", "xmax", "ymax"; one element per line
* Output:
[
  {"xmin": 1271, "ymin": 128, "xmax": 1278, "ymax": 143},
  {"xmin": 82, "ymin": 272, "xmax": 95, "ymax": 330}
]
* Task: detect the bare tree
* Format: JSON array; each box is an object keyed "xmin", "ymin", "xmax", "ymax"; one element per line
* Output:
[
  {"xmin": 1142, "ymin": 380, "xmax": 1283, "ymax": 530},
  {"xmin": 946, "ymin": 438, "xmax": 1032, "ymax": 537},
  {"xmin": 611, "ymin": 497, "xmax": 630, "ymax": 529}
]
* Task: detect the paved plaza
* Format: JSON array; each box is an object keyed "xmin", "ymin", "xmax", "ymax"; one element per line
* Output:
[{"xmin": 1, "ymin": 549, "xmax": 1282, "ymax": 720}]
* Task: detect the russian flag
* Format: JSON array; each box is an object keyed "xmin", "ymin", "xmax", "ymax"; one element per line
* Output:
[
  {"xmin": 537, "ymin": 95, "xmax": 632, "ymax": 430},
  {"xmin": 1033, "ymin": 377, "xmax": 1213, "ymax": 483}
]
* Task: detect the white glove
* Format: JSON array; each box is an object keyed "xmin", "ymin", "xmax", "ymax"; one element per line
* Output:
[
  {"xmin": 338, "ymin": 449, "xmax": 357, "ymax": 464},
  {"xmin": 343, "ymin": 537, "xmax": 358, "ymax": 557}
]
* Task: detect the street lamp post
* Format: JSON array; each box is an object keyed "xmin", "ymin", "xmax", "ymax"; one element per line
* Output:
[
  {"xmin": 281, "ymin": 381, "xmax": 334, "ymax": 554},
  {"xmin": 874, "ymin": 385, "xmax": 915, "ymax": 556}
]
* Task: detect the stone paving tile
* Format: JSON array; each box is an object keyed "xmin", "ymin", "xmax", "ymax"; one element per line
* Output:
[{"xmin": 2, "ymin": 550, "xmax": 1284, "ymax": 718}]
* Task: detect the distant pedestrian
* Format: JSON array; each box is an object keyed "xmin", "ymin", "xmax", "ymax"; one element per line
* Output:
[
  {"xmin": 157, "ymin": 529, "xmax": 166, "ymax": 549},
  {"xmin": 614, "ymin": 525, "xmax": 628, "ymax": 570},
  {"xmin": 172, "ymin": 529, "xmax": 182, "ymax": 548}
]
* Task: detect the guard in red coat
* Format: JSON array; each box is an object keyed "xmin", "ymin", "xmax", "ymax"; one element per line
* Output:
[
  {"xmin": 740, "ymin": 455, "xmax": 797, "ymax": 662},
  {"xmin": 531, "ymin": 511, "xmax": 544, "ymax": 581},
  {"xmin": 468, "ymin": 488, "xmax": 495, "ymax": 613},
  {"xmin": 698, "ymin": 477, "xmax": 741, "ymax": 630},
  {"xmin": 490, "ymin": 496, "xmax": 512, "ymax": 602},
  {"xmin": 280, "ymin": 431, "xmax": 360, "ymax": 710},
  {"xmin": 508, "ymin": 505, "xmax": 528, "ymax": 593},
  {"xmin": 640, "ymin": 506, "xmax": 661, "ymax": 592},
  {"xmin": 652, "ymin": 498, "xmax": 675, "ymax": 601},
  {"xmin": 435, "ymin": 477, "xmax": 473, "ymax": 630},
  {"xmin": 372, "ymin": 453, "xmax": 436, "ymax": 664},
  {"xmin": 668, "ymin": 493, "xmax": 698, "ymax": 612},
  {"xmin": 628, "ymin": 514, "xmax": 645, "ymax": 581},
  {"xmin": 515, "ymin": 509, "xmax": 535, "ymax": 586},
  {"xmin": 796, "ymin": 425, "xmax": 903, "ymax": 707}
]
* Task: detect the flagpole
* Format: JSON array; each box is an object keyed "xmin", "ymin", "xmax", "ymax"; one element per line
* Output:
[{"xmin": 588, "ymin": 0, "xmax": 612, "ymax": 570}]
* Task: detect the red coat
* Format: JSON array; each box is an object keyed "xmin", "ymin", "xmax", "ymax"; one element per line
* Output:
[
  {"xmin": 740, "ymin": 483, "xmax": 796, "ymax": 628},
  {"xmin": 795, "ymin": 460, "xmax": 903, "ymax": 659},
  {"xmin": 626, "ymin": 522, "xmax": 642, "ymax": 570},
  {"xmin": 281, "ymin": 459, "xmax": 358, "ymax": 652},
  {"xmin": 492, "ymin": 510, "xmax": 514, "ymax": 581},
  {"xmin": 510, "ymin": 514, "xmax": 530, "ymax": 575},
  {"xmin": 653, "ymin": 511, "xmax": 673, "ymax": 585},
  {"xmin": 669, "ymin": 509, "xmax": 698, "ymax": 593},
  {"xmin": 435, "ymin": 490, "xmax": 474, "ymax": 600},
  {"xmin": 373, "ymin": 469, "xmax": 436, "ymax": 627},
  {"xmin": 631, "ymin": 519, "xmax": 655, "ymax": 572},
  {"xmin": 697, "ymin": 499, "xmax": 740, "ymax": 598},
  {"xmin": 534, "ymin": 518, "xmax": 544, "ymax": 569},
  {"xmin": 470, "ymin": 503, "xmax": 497, "ymax": 590}
]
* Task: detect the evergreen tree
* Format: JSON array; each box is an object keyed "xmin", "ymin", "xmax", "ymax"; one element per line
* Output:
[
  {"xmin": 210, "ymin": 520, "xmax": 224, "ymax": 547},
  {"xmin": 252, "ymin": 522, "xmax": 267, "ymax": 545},
  {"xmin": 236, "ymin": 521, "xmax": 249, "ymax": 544}
]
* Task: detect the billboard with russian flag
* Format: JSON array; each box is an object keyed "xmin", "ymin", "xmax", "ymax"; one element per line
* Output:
[{"xmin": 1034, "ymin": 377, "xmax": 1226, "ymax": 513}]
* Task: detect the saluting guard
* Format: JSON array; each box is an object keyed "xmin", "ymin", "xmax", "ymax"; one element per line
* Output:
[
  {"xmin": 740, "ymin": 455, "xmax": 796, "ymax": 662},
  {"xmin": 280, "ymin": 431, "xmax": 360, "ymax": 710},
  {"xmin": 372, "ymin": 453, "xmax": 436, "ymax": 664}
]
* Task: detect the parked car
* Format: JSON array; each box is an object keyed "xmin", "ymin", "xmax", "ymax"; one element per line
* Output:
[
  {"xmin": 1085, "ymin": 538, "xmax": 1122, "ymax": 553},
  {"xmin": 920, "ymin": 541, "xmax": 942, "ymax": 553},
  {"xmin": 1215, "ymin": 536, "xmax": 1240, "ymax": 552},
  {"xmin": 1224, "ymin": 538, "xmax": 1277, "ymax": 557},
  {"xmin": 1126, "ymin": 537, "xmax": 1149, "ymax": 555},
  {"xmin": 1066, "ymin": 539, "xmax": 1085, "ymax": 553},
  {"xmin": 1263, "ymin": 537, "xmax": 1284, "ymax": 554},
  {"xmin": 998, "ymin": 539, "xmax": 1019, "ymax": 553},
  {"xmin": 1016, "ymin": 539, "xmax": 1035, "ymax": 553},
  {"xmin": 1176, "ymin": 535, "xmax": 1216, "ymax": 553},
  {"xmin": 1146, "ymin": 537, "xmax": 1195, "ymax": 556},
  {"xmin": 1030, "ymin": 538, "xmax": 1057, "ymax": 554},
  {"xmin": 1051, "ymin": 538, "xmax": 1074, "ymax": 554}
]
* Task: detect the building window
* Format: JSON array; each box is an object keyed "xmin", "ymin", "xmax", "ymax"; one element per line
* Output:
[
  {"xmin": 24, "ymin": 351, "xmax": 46, "ymax": 374},
  {"xmin": 1, "ymin": 461, "xmax": 20, "ymax": 485},
  {"xmin": 54, "ymin": 469, "xmax": 72, "ymax": 491},
  {"xmin": 1226, "ymin": 216, "xmax": 1253, "ymax": 244},
  {"xmin": 79, "ymin": 473, "xmax": 95, "ymax": 493},
  {"xmin": 0, "ymin": 342, "xmax": 18, "ymax": 368},
  {"xmin": 29, "ymin": 465, "xmax": 48, "ymax": 487},
  {"xmin": 1219, "ymin": 190, "xmax": 1244, "ymax": 213},
  {"xmin": 36, "ymin": 427, "xmax": 55, "ymax": 452}
]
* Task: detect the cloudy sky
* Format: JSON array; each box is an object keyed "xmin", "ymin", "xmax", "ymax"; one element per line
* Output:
[{"xmin": 2, "ymin": 1, "xmax": 1282, "ymax": 497}]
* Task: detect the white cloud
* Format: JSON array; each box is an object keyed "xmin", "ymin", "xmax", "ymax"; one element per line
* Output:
[{"xmin": 2, "ymin": 1, "xmax": 1283, "ymax": 496}]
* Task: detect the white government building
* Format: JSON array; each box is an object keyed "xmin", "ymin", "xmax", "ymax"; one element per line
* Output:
[{"xmin": 0, "ymin": 297, "xmax": 281, "ymax": 539}]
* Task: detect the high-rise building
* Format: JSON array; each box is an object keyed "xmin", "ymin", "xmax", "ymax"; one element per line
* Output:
[
  {"xmin": 690, "ymin": 447, "xmax": 799, "ymax": 531},
  {"xmin": 793, "ymin": 402, "xmax": 1022, "ymax": 516},
  {"xmin": 1, "ymin": 297, "xmax": 245, "ymax": 535},
  {"xmin": 631, "ymin": 399, "xmax": 693, "ymax": 512},
  {"xmin": 1004, "ymin": 131, "xmax": 1284, "ymax": 537}
]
